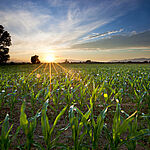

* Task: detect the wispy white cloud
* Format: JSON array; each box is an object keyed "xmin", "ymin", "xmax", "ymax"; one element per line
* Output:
[
  {"xmin": 130, "ymin": 31, "xmax": 137, "ymax": 35},
  {"xmin": 0, "ymin": 10, "xmax": 50, "ymax": 35},
  {"xmin": 83, "ymin": 29, "xmax": 124, "ymax": 41}
]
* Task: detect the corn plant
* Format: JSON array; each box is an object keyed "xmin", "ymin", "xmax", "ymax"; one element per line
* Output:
[
  {"xmin": 104, "ymin": 100, "xmax": 137, "ymax": 150},
  {"xmin": 89, "ymin": 106, "xmax": 110, "ymax": 150},
  {"xmin": 20, "ymin": 101, "xmax": 40, "ymax": 150},
  {"xmin": 30, "ymin": 88, "xmax": 43, "ymax": 114},
  {"xmin": 41, "ymin": 99, "xmax": 68, "ymax": 149},
  {"xmin": 124, "ymin": 114, "xmax": 138, "ymax": 150},
  {"xmin": 86, "ymin": 86, "xmax": 110, "ymax": 150},
  {"xmin": 123, "ymin": 114, "xmax": 150, "ymax": 150},
  {"xmin": 7, "ymin": 91, "xmax": 17, "ymax": 119},
  {"xmin": 0, "ymin": 114, "xmax": 13, "ymax": 150},
  {"xmin": 69, "ymin": 104, "xmax": 91, "ymax": 149}
]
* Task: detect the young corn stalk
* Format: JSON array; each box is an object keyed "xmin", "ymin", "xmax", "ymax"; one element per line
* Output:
[
  {"xmin": 124, "ymin": 114, "xmax": 150, "ymax": 150},
  {"xmin": 30, "ymin": 88, "xmax": 42, "ymax": 115},
  {"xmin": 88, "ymin": 86, "xmax": 110, "ymax": 150},
  {"xmin": 104, "ymin": 100, "xmax": 137, "ymax": 150},
  {"xmin": 20, "ymin": 101, "xmax": 40, "ymax": 150},
  {"xmin": 125, "ymin": 114, "xmax": 138, "ymax": 150},
  {"xmin": 0, "ymin": 114, "xmax": 13, "ymax": 150},
  {"xmin": 69, "ymin": 105, "xmax": 91, "ymax": 150},
  {"xmin": 41, "ymin": 100, "xmax": 68, "ymax": 149},
  {"xmin": 89, "ymin": 107, "xmax": 110, "ymax": 150}
]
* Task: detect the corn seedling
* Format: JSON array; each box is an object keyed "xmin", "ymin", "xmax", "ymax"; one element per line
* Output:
[
  {"xmin": 20, "ymin": 101, "xmax": 40, "ymax": 150},
  {"xmin": 41, "ymin": 99, "xmax": 68, "ymax": 149},
  {"xmin": 0, "ymin": 114, "xmax": 13, "ymax": 150},
  {"xmin": 69, "ymin": 104, "xmax": 91, "ymax": 149}
]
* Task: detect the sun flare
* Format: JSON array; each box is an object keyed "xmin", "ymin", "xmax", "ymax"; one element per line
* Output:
[{"xmin": 45, "ymin": 55, "xmax": 55, "ymax": 62}]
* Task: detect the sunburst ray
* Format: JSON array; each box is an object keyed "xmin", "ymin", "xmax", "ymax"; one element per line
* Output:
[
  {"xmin": 43, "ymin": 63, "xmax": 48, "ymax": 72},
  {"xmin": 49, "ymin": 63, "xmax": 52, "ymax": 93},
  {"xmin": 54, "ymin": 62, "xmax": 68, "ymax": 73},
  {"xmin": 52, "ymin": 62, "xmax": 58, "ymax": 74},
  {"xmin": 25, "ymin": 63, "xmax": 44, "ymax": 80}
]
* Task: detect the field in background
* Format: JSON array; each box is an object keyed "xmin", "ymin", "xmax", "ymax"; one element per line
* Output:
[{"xmin": 0, "ymin": 64, "xmax": 149, "ymax": 149}]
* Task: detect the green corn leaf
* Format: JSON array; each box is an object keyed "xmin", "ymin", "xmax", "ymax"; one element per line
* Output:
[
  {"xmin": 72, "ymin": 124, "xmax": 76, "ymax": 142},
  {"xmin": 128, "ymin": 78, "xmax": 133, "ymax": 88},
  {"xmin": 90, "ymin": 96, "xmax": 93, "ymax": 109},
  {"xmin": 84, "ymin": 108, "xmax": 91, "ymax": 120},
  {"xmin": 128, "ymin": 129, "xmax": 150, "ymax": 141},
  {"xmin": 0, "ymin": 120, "xmax": 4, "ymax": 125},
  {"xmin": 73, "ymin": 106, "xmax": 83, "ymax": 116},
  {"xmin": 117, "ymin": 111, "xmax": 137, "ymax": 135},
  {"xmin": 49, "ymin": 103, "xmax": 57, "ymax": 113},
  {"xmin": 69, "ymin": 105, "xmax": 75, "ymax": 121},
  {"xmin": 41, "ymin": 114, "xmax": 50, "ymax": 141},
  {"xmin": 134, "ymin": 89, "xmax": 139, "ymax": 100},
  {"xmin": 1, "ymin": 114, "xmax": 13, "ymax": 139},
  {"xmin": 119, "ymin": 129, "xmax": 150, "ymax": 147},
  {"xmin": 41, "ymin": 100, "xmax": 50, "ymax": 142},
  {"xmin": 0, "ymin": 114, "xmax": 13, "ymax": 150},
  {"xmin": 79, "ymin": 128, "xmax": 87, "ymax": 146},
  {"xmin": 96, "ymin": 107, "xmax": 109, "ymax": 136},
  {"xmin": 50, "ymin": 105, "xmax": 68, "ymax": 136},
  {"xmin": 20, "ymin": 102, "xmax": 28, "ymax": 135},
  {"xmin": 1, "ymin": 114, "xmax": 9, "ymax": 138},
  {"xmin": 112, "ymin": 101, "xmax": 121, "ymax": 141},
  {"xmin": 12, "ymin": 126, "xmax": 21, "ymax": 142},
  {"xmin": 5, "ymin": 124, "xmax": 13, "ymax": 139},
  {"xmin": 35, "ymin": 89, "xmax": 43, "ymax": 99}
]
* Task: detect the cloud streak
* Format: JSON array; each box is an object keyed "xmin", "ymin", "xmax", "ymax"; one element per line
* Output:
[
  {"xmin": 71, "ymin": 30, "xmax": 150, "ymax": 50},
  {"xmin": 83, "ymin": 29, "xmax": 124, "ymax": 40}
]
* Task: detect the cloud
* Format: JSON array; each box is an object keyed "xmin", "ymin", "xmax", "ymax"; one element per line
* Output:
[
  {"xmin": 83, "ymin": 29, "xmax": 124, "ymax": 40},
  {"xmin": 71, "ymin": 30, "xmax": 150, "ymax": 50},
  {"xmin": 48, "ymin": 0, "xmax": 72, "ymax": 7},
  {"xmin": 0, "ymin": 10, "xmax": 50, "ymax": 35},
  {"xmin": 130, "ymin": 31, "xmax": 137, "ymax": 35},
  {"xmin": 0, "ymin": 0, "xmax": 139, "ymax": 55}
]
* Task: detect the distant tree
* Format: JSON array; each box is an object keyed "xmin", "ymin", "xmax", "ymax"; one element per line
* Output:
[
  {"xmin": 65, "ymin": 59, "xmax": 69, "ymax": 64},
  {"xmin": 85, "ymin": 60, "xmax": 92, "ymax": 63},
  {"xmin": 143, "ymin": 61, "xmax": 148, "ymax": 63},
  {"xmin": 31, "ymin": 55, "xmax": 40, "ymax": 64},
  {"xmin": 0, "ymin": 25, "xmax": 11, "ymax": 63}
]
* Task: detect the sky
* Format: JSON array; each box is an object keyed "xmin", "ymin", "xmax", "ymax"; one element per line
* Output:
[{"xmin": 0, "ymin": 0, "xmax": 150, "ymax": 62}]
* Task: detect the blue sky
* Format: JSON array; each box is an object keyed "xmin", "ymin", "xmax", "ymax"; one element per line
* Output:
[{"xmin": 0, "ymin": 0, "xmax": 150, "ymax": 62}]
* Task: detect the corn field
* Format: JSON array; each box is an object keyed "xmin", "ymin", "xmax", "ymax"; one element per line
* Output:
[{"xmin": 0, "ymin": 63, "xmax": 150, "ymax": 149}]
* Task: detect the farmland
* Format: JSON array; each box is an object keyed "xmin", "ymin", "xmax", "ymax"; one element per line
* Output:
[{"xmin": 0, "ymin": 63, "xmax": 149, "ymax": 150}]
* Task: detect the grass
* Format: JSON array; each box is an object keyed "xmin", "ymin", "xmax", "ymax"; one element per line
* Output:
[{"xmin": 0, "ymin": 63, "xmax": 149, "ymax": 149}]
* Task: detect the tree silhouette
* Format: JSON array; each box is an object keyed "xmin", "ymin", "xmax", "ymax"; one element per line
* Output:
[
  {"xmin": 85, "ymin": 60, "xmax": 92, "ymax": 63},
  {"xmin": 31, "ymin": 55, "xmax": 40, "ymax": 64},
  {"xmin": 0, "ymin": 25, "xmax": 11, "ymax": 63},
  {"xmin": 65, "ymin": 59, "xmax": 69, "ymax": 63}
]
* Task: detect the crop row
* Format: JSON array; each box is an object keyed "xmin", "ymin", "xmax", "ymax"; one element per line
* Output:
[{"xmin": 0, "ymin": 64, "xmax": 149, "ymax": 149}]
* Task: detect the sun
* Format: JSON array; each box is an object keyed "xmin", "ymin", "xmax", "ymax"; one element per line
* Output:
[{"xmin": 45, "ymin": 55, "xmax": 55, "ymax": 62}]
